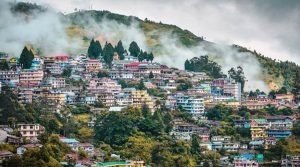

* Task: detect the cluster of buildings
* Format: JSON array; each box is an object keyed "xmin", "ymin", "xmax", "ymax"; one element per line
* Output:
[
  {"xmin": 0, "ymin": 52, "xmax": 297, "ymax": 116},
  {"xmin": 171, "ymin": 115, "xmax": 297, "ymax": 166},
  {"xmin": 0, "ymin": 51, "xmax": 299, "ymax": 167}
]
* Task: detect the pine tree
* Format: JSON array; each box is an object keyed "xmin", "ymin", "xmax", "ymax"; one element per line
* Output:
[
  {"xmin": 95, "ymin": 40, "xmax": 102, "ymax": 57},
  {"xmin": 184, "ymin": 60, "xmax": 190, "ymax": 70},
  {"xmin": 149, "ymin": 71, "xmax": 154, "ymax": 79},
  {"xmin": 149, "ymin": 52, "xmax": 154, "ymax": 62},
  {"xmin": 115, "ymin": 40, "xmax": 125, "ymax": 60},
  {"xmin": 19, "ymin": 46, "xmax": 34, "ymax": 69},
  {"xmin": 88, "ymin": 39, "xmax": 102, "ymax": 59},
  {"xmin": 87, "ymin": 39, "xmax": 95, "ymax": 58},
  {"xmin": 137, "ymin": 80, "xmax": 146, "ymax": 90},
  {"xmin": 191, "ymin": 134, "xmax": 201, "ymax": 156},
  {"xmin": 129, "ymin": 41, "xmax": 140, "ymax": 57},
  {"xmin": 102, "ymin": 42, "xmax": 115, "ymax": 67},
  {"xmin": 138, "ymin": 50, "xmax": 144, "ymax": 62}
]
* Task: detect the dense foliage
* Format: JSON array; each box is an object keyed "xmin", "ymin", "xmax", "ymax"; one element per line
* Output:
[
  {"xmin": 185, "ymin": 55, "xmax": 225, "ymax": 78},
  {"xmin": 19, "ymin": 46, "xmax": 34, "ymax": 69},
  {"xmin": 88, "ymin": 39, "xmax": 102, "ymax": 59}
]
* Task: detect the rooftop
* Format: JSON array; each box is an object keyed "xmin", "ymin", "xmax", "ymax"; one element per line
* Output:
[{"xmin": 95, "ymin": 161, "xmax": 129, "ymax": 167}]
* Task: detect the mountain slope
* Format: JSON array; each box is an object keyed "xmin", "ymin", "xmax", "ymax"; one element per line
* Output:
[{"xmin": 12, "ymin": 2, "xmax": 300, "ymax": 91}]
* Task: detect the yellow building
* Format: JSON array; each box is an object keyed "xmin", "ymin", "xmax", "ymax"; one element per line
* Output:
[
  {"xmin": 250, "ymin": 119, "xmax": 268, "ymax": 140},
  {"xmin": 132, "ymin": 90, "xmax": 155, "ymax": 112},
  {"xmin": 41, "ymin": 92, "xmax": 66, "ymax": 105}
]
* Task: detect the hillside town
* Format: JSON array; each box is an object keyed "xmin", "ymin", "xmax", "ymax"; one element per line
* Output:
[{"xmin": 0, "ymin": 44, "xmax": 299, "ymax": 167}]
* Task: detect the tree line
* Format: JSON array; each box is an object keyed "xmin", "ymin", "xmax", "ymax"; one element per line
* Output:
[{"xmin": 87, "ymin": 39, "xmax": 154, "ymax": 67}]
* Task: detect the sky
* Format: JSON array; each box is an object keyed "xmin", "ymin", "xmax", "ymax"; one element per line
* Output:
[{"xmin": 23, "ymin": 0, "xmax": 300, "ymax": 64}]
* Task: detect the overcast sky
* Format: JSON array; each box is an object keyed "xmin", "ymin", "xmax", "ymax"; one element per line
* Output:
[{"xmin": 24, "ymin": 0, "xmax": 300, "ymax": 64}]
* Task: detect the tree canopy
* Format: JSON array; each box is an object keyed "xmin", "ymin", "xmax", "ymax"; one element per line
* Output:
[{"xmin": 19, "ymin": 46, "xmax": 34, "ymax": 69}]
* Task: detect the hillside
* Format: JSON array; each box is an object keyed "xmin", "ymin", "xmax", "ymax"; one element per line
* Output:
[{"xmin": 11, "ymin": 2, "xmax": 300, "ymax": 91}]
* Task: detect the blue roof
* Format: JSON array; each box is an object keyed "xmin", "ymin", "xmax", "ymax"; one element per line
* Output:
[
  {"xmin": 241, "ymin": 154, "xmax": 255, "ymax": 159},
  {"xmin": 60, "ymin": 138, "xmax": 79, "ymax": 143}
]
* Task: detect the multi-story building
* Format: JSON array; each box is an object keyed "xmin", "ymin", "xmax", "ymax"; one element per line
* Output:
[
  {"xmin": 124, "ymin": 88, "xmax": 155, "ymax": 112},
  {"xmin": 281, "ymin": 155, "xmax": 300, "ymax": 167},
  {"xmin": 85, "ymin": 59, "xmax": 102, "ymax": 73},
  {"xmin": 265, "ymin": 116, "xmax": 294, "ymax": 139},
  {"xmin": 40, "ymin": 90, "xmax": 66, "ymax": 105},
  {"xmin": 223, "ymin": 81, "xmax": 242, "ymax": 101},
  {"xmin": 96, "ymin": 92, "xmax": 116, "ymax": 107},
  {"xmin": 19, "ymin": 69, "xmax": 44, "ymax": 86},
  {"xmin": 17, "ymin": 88, "xmax": 33, "ymax": 103},
  {"xmin": 88, "ymin": 78, "xmax": 121, "ymax": 95},
  {"xmin": 0, "ymin": 71, "xmax": 19, "ymax": 84},
  {"xmin": 175, "ymin": 93, "xmax": 205, "ymax": 115},
  {"xmin": 250, "ymin": 119, "xmax": 269, "ymax": 140},
  {"xmin": 45, "ymin": 62, "xmax": 62, "ymax": 75},
  {"xmin": 49, "ymin": 77, "xmax": 66, "ymax": 89},
  {"xmin": 223, "ymin": 142, "xmax": 240, "ymax": 152},
  {"xmin": 132, "ymin": 90, "xmax": 155, "ymax": 112},
  {"xmin": 18, "ymin": 124, "xmax": 45, "ymax": 140},
  {"xmin": 233, "ymin": 157, "xmax": 259, "ymax": 167},
  {"xmin": 171, "ymin": 120, "xmax": 209, "ymax": 141},
  {"xmin": 30, "ymin": 57, "xmax": 44, "ymax": 70},
  {"xmin": 115, "ymin": 93, "xmax": 133, "ymax": 106},
  {"xmin": 109, "ymin": 70, "xmax": 134, "ymax": 79}
]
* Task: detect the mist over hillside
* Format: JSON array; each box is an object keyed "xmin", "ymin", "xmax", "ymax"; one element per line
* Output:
[{"xmin": 0, "ymin": 1, "xmax": 299, "ymax": 92}]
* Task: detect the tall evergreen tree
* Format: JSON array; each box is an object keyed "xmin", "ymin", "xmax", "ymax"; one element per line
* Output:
[
  {"xmin": 102, "ymin": 42, "xmax": 115, "ymax": 67},
  {"xmin": 149, "ymin": 71, "xmax": 154, "ymax": 79},
  {"xmin": 138, "ymin": 50, "xmax": 144, "ymax": 62},
  {"xmin": 184, "ymin": 60, "xmax": 190, "ymax": 70},
  {"xmin": 115, "ymin": 40, "xmax": 125, "ymax": 60},
  {"xmin": 148, "ymin": 52, "xmax": 154, "ymax": 62},
  {"xmin": 19, "ymin": 46, "xmax": 34, "ymax": 69},
  {"xmin": 95, "ymin": 40, "xmax": 102, "ymax": 57},
  {"xmin": 129, "ymin": 41, "xmax": 140, "ymax": 57},
  {"xmin": 88, "ymin": 39, "xmax": 102, "ymax": 59},
  {"xmin": 191, "ymin": 134, "xmax": 201, "ymax": 157}
]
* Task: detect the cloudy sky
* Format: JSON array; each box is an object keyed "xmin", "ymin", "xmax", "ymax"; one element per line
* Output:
[{"xmin": 24, "ymin": 0, "xmax": 300, "ymax": 64}]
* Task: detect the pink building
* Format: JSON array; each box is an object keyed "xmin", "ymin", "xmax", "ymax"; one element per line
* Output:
[
  {"xmin": 18, "ymin": 124, "xmax": 45, "ymax": 140},
  {"xmin": 88, "ymin": 77, "xmax": 121, "ymax": 94},
  {"xmin": 19, "ymin": 69, "xmax": 44, "ymax": 86},
  {"xmin": 233, "ymin": 158, "xmax": 259, "ymax": 167},
  {"xmin": 85, "ymin": 59, "xmax": 102, "ymax": 73}
]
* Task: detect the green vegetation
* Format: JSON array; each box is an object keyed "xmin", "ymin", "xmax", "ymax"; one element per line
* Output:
[
  {"xmin": 102, "ymin": 42, "xmax": 115, "ymax": 67},
  {"xmin": 3, "ymin": 134, "xmax": 71, "ymax": 167},
  {"xmin": 228, "ymin": 66, "xmax": 245, "ymax": 92},
  {"xmin": 185, "ymin": 55, "xmax": 224, "ymax": 78},
  {"xmin": 88, "ymin": 39, "xmax": 102, "ymax": 59},
  {"xmin": 114, "ymin": 40, "xmax": 125, "ymax": 60},
  {"xmin": 94, "ymin": 107, "xmax": 203, "ymax": 166},
  {"xmin": 19, "ymin": 46, "xmax": 34, "ymax": 69},
  {"xmin": 0, "ymin": 60, "xmax": 9, "ymax": 70}
]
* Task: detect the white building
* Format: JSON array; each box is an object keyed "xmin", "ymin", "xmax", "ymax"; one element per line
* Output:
[
  {"xmin": 175, "ymin": 93, "xmax": 205, "ymax": 115},
  {"xmin": 49, "ymin": 77, "xmax": 66, "ymax": 89},
  {"xmin": 224, "ymin": 81, "xmax": 242, "ymax": 101}
]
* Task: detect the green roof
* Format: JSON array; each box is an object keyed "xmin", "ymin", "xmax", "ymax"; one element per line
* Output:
[
  {"xmin": 96, "ymin": 161, "xmax": 129, "ymax": 167},
  {"xmin": 253, "ymin": 119, "xmax": 267, "ymax": 124}
]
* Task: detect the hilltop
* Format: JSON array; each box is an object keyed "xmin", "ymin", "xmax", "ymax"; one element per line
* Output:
[{"xmin": 11, "ymin": 2, "xmax": 300, "ymax": 91}]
